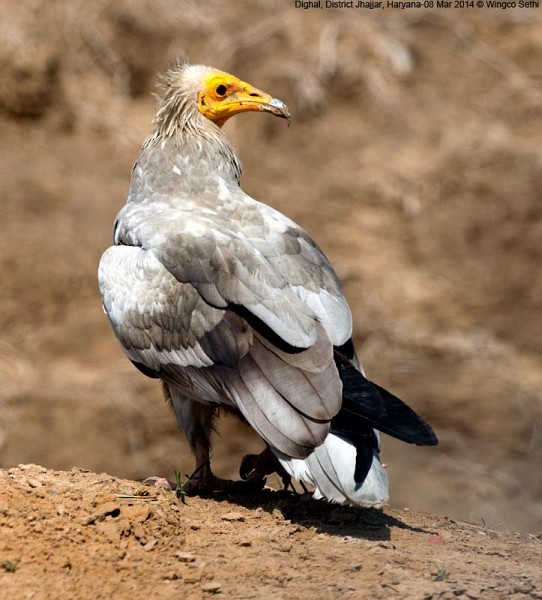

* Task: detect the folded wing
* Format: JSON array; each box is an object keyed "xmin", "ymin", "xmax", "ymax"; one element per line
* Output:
[
  {"xmin": 98, "ymin": 243, "xmax": 343, "ymax": 459},
  {"xmin": 115, "ymin": 195, "xmax": 352, "ymax": 350}
]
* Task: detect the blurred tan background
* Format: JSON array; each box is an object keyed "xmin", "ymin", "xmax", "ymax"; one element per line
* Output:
[{"xmin": 1, "ymin": 0, "xmax": 541, "ymax": 533}]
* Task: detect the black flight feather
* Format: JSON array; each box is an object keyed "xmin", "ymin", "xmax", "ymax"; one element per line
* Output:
[
  {"xmin": 330, "ymin": 412, "xmax": 379, "ymax": 484},
  {"xmin": 334, "ymin": 352, "xmax": 438, "ymax": 447}
]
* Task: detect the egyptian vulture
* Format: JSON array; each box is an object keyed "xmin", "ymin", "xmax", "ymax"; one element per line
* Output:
[{"xmin": 99, "ymin": 64, "xmax": 437, "ymax": 506}]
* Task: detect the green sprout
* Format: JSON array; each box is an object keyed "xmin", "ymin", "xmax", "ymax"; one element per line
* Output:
[
  {"xmin": 175, "ymin": 471, "xmax": 188, "ymax": 504},
  {"xmin": 433, "ymin": 565, "xmax": 450, "ymax": 582},
  {"xmin": 2, "ymin": 560, "xmax": 19, "ymax": 573}
]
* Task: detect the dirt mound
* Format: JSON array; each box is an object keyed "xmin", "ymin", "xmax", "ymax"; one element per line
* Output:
[
  {"xmin": 1, "ymin": 464, "xmax": 541, "ymax": 600},
  {"xmin": 1, "ymin": 1, "xmax": 542, "ymax": 535}
]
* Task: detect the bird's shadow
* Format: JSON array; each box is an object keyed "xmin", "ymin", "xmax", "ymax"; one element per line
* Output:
[{"xmin": 192, "ymin": 486, "xmax": 434, "ymax": 542}]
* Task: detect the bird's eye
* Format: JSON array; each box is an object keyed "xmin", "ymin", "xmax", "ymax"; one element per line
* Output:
[{"xmin": 215, "ymin": 84, "xmax": 228, "ymax": 97}]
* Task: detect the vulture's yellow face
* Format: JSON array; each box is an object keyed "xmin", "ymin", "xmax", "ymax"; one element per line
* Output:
[{"xmin": 197, "ymin": 70, "xmax": 290, "ymax": 128}]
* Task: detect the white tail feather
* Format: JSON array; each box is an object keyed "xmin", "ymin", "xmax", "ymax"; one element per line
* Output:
[{"xmin": 275, "ymin": 433, "xmax": 389, "ymax": 507}]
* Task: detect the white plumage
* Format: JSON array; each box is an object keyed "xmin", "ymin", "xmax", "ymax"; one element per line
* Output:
[{"xmin": 99, "ymin": 64, "xmax": 437, "ymax": 503}]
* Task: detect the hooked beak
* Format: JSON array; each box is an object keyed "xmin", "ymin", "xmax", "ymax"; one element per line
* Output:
[
  {"xmin": 211, "ymin": 82, "xmax": 291, "ymax": 127},
  {"xmin": 260, "ymin": 97, "xmax": 291, "ymax": 124}
]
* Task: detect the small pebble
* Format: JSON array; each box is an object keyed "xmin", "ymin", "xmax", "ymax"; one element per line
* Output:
[
  {"xmin": 177, "ymin": 551, "xmax": 196, "ymax": 563},
  {"xmin": 221, "ymin": 512, "xmax": 245, "ymax": 522},
  {"xmin": 201, "ymin": 582, "xmax": 222, "ymax": 594},
  {"xmin": 142, "ymin": 539, "xmax": 157, "ymax": 551}
]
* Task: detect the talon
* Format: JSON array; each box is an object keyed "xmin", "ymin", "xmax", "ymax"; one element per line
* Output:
[
  {"xmin": 240, "ymin": 447, "xmax": 292, "ymax": 491},
  {"xmin": 181, "ymin": 473, "xmax": 266, "ymax": 496},
  {"xmin": 239, "ymin": 454, "xmax": 260, "ymax": 480},
  {"xmin": 229, "ymin": 477, "xmax": 266, "ymax": 494},
  {"xmin": 183, "ymin": 474, "xmax": 233, "ymax": 495}
]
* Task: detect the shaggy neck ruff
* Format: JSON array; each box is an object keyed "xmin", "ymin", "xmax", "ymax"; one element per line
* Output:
[{"xmin": 145, "ymin": 66, "xmax": 242, "ymax": 184}]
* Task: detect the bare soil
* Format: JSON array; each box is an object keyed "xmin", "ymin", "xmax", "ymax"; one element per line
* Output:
[{"xmin": 1, "ymin": 464, "xmax": 541, "ymax": 600}]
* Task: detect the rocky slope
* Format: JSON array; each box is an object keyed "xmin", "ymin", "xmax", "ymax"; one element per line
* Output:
[{"xmin": 1, "ymin": 465, "xmax": 541, "ymax": 600}]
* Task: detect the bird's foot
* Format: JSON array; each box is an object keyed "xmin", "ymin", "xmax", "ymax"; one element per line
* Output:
[
  {"xmin": 183, "ymin": 473, "xmax": 233, "ymax": 495},
  {"xmin": 184, "ymin": 473, "xmax": 265, "ymax": 496},
  {"xmin": 143, "ymin": 471, "xmax": 265, "ymax": 497},
  {"xmin": 142, "ymin": 472, "xmax": 231, "ymax": 495},
  {"xmin": 240, "ymin": 447, "xmax": 294, "ymax": 492},
  {"xmin": 184, "ymin": 461, "xmax": 266, "ymax": 496}
]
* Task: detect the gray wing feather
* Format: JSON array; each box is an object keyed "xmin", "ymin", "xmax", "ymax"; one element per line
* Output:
[
  {"xmin": 99, "ymin": 243, "xmax": 343, "ymax": 457},
  {"xmin": 249, "ymin": 325, "xmax": 340, "ymax": 421},
  {"xmin": 98, "ymin": 246, "xmax": 248, "ymax": 370},
  {"xmin": 102, "ymin": 190, "xmax": 353, "ymax": 458},
  {"xmin": 117, "ymin": 195, "xmax": 352, "ymax": 348},
  {"xmin": 221, "ymin": 341, "xmax": 334, "ymax": 458}
]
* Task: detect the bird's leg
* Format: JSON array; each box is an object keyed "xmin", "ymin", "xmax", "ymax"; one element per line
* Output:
[
  {"xmin": 146, "ymin": 385, "xmax": 266, "ymax": 496},
  {"xmin": 240, "ymin": 446, "xmax": 294, "ymax": 491},
  {"xmin": 167, "ymin": 387, "xmax": 236, "ymax": 494},
  {"xmin": 144, "ymin": 387, "xmax": 227, "ymax": 493}
]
